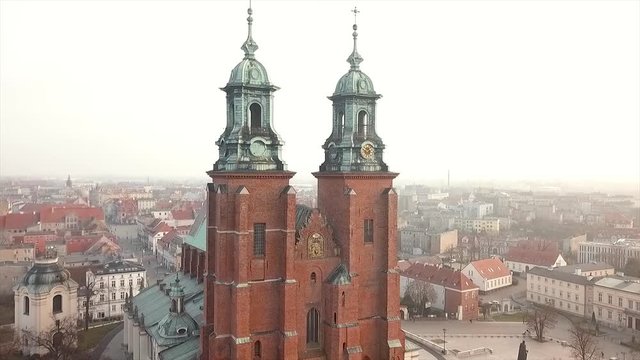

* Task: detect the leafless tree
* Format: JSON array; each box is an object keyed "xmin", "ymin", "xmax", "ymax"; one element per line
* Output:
[
  {"xmin": 20, "ymin": 316, "xmax": 79, "ymax": 360},
  {"xmin": 406, "ymin": 279, "xmax": 437, "ymax": 316},
  {"xmin": 526, "ymin": 305, "xmax": 558, "ymax": 342},
  {"xmin": 567, "ymin": 323, "xmax": 599, "ymax": 360}
]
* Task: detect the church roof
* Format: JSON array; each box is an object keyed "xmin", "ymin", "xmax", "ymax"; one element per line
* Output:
[
  {"xmin": 18, "ymin": 257, "xmax": 78, "ymax": 294},
  {"xmin": 183, "ymin": 210, "xmax": 206, "ymax": 251},
  {"xmin": 327, "ymin": 263, "xmax": 351, "ymax": 285},
  {"xmin": 158, "ymin": 337, "xmax": 199, "ymax": 360},
  {"xmin": 295, "ymin": 204, "xmax": 313, "ymax": 231}
]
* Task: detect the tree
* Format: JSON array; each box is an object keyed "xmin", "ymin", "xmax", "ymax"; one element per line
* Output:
[
  {"xmin": 20, "ymin": 316, "xmax": 79, "ymax": 360},
  {"xmin": 567, "ymin": 323, "xmax": 599, "ymax": 360},
  {"xmin": 405, "ymin": 279, "xmax": 437, "ymax": 317},
  {"xmin": 526, "ymin": 305, "xmax": 558, "ymax": 342}
]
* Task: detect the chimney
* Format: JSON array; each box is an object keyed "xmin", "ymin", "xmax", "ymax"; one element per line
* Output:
[{"xmin": 574, "ymin": 268, "xmax": 582, "ymax": 276}]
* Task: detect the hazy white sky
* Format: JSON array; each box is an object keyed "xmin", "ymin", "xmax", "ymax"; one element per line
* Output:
[{"xmin": 1, "ymin": 0, "xmax": 639, "ymax": 186}]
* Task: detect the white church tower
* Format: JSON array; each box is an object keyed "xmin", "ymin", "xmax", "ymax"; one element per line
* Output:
[{"xmin": 13, "ymin": 256, "xmax": 79, "ymax": 356}]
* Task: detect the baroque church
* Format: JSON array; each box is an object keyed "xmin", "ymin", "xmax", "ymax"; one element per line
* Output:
[{"xmin": 197, "ymin": 4, "xmax": 405, "ymax": 360}]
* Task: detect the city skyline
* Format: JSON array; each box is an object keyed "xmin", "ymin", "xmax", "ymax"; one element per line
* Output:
[{"xmin": 1, "ymin": 1, "xmax": 639, "ymax": 187}]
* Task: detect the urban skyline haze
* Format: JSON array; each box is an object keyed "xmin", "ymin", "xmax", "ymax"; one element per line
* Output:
[{"xmin": 1, "ymin": 1, "xmax": 639, "ymax": 188}]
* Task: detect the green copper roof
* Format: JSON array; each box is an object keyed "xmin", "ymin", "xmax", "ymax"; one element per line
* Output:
[
  {"xmin": 183, "ymin": 211, "xmax": 206, "ymax": 251},
  {"xmin": 158, "ymin": 337, "xmax": 199, "ymax": 360},
  {"xmin": 327, "ymin": 263, "xmax": 352, "ymax": 285}
]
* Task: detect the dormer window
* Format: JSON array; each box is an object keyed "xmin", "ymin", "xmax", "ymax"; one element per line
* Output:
[
  {"xmin": 250, "ymin": 103, "xmax": 262, "ymax": 128},
  {"xmin": 176, "ymin": 327, "xmax": 187, "ymax": 336}
]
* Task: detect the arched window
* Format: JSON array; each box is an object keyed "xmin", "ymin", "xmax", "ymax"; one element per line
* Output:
[
  {"xmin": 250, "ymin": 103, "xmax": 262, "ymax": 128},
  {"xmin": 310, "ymin": 272, "xmax": 317, "ymax": 284},
  {"xmin": 341, "ymin": 291, "xmax": 345, "ymax": 307},
  {"xmin": 254, "ymin": 340, "xmax": 261, "ymax": 359},
  {"xmin": 53, "ymin": 294, "xmax": 62, "ymax": 313},
  {"xmin": 337, "ymin": 112, "xmax": 344, "ymax": 137},
  {"xmin": 171, "ymin": 299, "xmax": 177, "ymax": 312},
  {"xmin": 357, "ymin": 111, "xmax": 368, "ymax": 136},
  {"xmin": 306, "ymin": 308, "xmax": 319, "ymax": 345},
  {"xmin": 24, "ymin": 296, "xmax": 30, "ymax": 315}
]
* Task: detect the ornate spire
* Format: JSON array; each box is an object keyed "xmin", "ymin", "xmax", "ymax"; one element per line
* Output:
[
  {"xmin": 347, "ymin": 7, "xmax": 363, "ymax": 70},
  {"xmin": 240, "ymin": 3, "xmax": 259, "ymax": 59}
]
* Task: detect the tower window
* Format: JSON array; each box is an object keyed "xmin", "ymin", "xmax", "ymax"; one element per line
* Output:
[
  {"xmin": 254, "ymin": 340, "xmax": 261, "ymax": 358},
  {"xmin": 250, "ymin": 103, "xmax": 262, "ymax": 128},
  {"xmin": 310, "ymin": 272, "xmax": 317, "ymax": 284},
  {"xmin": 337, "ymin": 112, "xmax": 344, "ymax": 137},
  {"xmin": 364, "ymin": 219, "xmax": 374, "ymax": 243},
  {"xmin": 53, "ymin": 294, "xmax": 62, "ymax": 313},
  {"xmin": 253, "ymin": 223, "xmax": 266, "ymax": 256},
  {"xmin": 24, "ymin": 296, "xmax": 30, "ymax": 315},
  {"xmin": 306, "ymin": 308, "xmax": 319, "ymax": 345},
  {"xmin": 341, "ymin": 291, "xmax": 345, "ymax": 307},
  {"xmin": 357, "ymin": 110, "xmax": 368, "ymax": 136}
]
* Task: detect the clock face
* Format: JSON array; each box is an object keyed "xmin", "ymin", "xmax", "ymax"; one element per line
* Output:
[
  {"xmin": 360, "ymin": 143, "xmax": 375, "ymax": 160},
  {"xmin": 308, "ymin": 233, "xmax": 324, "ymax": 258},
  {"xmin": 250, "ymin": 140, "xmax": 266, "ymax": 157}
]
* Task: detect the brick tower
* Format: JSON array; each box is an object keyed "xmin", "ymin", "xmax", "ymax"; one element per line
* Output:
[
  {"xmin": 201, "ymin": 5, "xmax": 404, "ymax": 360},
  {"xmin": 313, "ymin": 11, "xmax": 405, "ymax": 360},
  {"xmin": 200, "ymin": 5, "xmax": 299, "ymax": 359}
]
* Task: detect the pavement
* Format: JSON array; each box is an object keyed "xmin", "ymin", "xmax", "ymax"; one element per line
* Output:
[{"xmin": 402, "ymin": 315, "xmax": 637, "ymax": 360}]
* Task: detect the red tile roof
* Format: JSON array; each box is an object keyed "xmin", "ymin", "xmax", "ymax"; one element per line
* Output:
[
  {"xmin": 468, "ymin": 258, "xmax": 511, "ymax": 280},
  {"xmin": 40, "ymin": 205, "xmax": 105, "ymax": 223},
  {"xmin": 401, "ymin": 263, "xmax": 478, "ymax": 291},
  {"xmin": 505, "ymin": 247, "xmax": 560, "ymax": 267},
  {"xmin": 19, "ymin": 203, "xmax": 53, "ymax": 213},
  {"xmin": 0, "ymin": 212, "xmax": 40, "ymax": 230},
  {"xmin": 152, "ymin": 221, "xmax": 174, "ymax": 235},
  {"xmin": 171, "ymin": 209, "xmax": 194, "ymax": 221}
]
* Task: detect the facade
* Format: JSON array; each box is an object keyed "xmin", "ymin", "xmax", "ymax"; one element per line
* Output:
[
  {"xmin": 463, "ymin": 258, "xmax": 512, "ymax": 293},
  {"xmin": 593, "ymin": 276, "xmax": 640, "ymax": 330},
  {"xmin": 82, "ymin": 260, "xmax": 146, "ymax": 321},
  {"xmin": 454, "ymin": 218, "xmax": 500, "ymax": 234},
  {"xmin": 526, "ymin": 267, "xmax": 595, "ymax": 318},
  {"xmin": 0, "ymin": 243, "xmax": 35, "ymax": 263},
  {"xmin": 577, "ymin": 239, "xmax": 640, "ymax": 270},
  {"xmin": 13, "ymin": 257, "xmax": 79, "ymax": 357},
  {"xmin": 200, "ymin": 7, "xmax": 403, "ymax": 360},
  {"xmin": 400, "ymin": 262, "xmax": 479, "ymax": 320},
  {"xmin": 399, "ymin": 228, "xmax": 457, "ymax": 256},
  {"xmin": 504, "ymin": 247, "xmax": 566, "ymax": 274},
  {"xmin": 555, "ymin": 262, "xmax": 615, "ymax": 278}
]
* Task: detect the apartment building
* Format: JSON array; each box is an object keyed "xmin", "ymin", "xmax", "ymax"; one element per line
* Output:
[
  {"xmin": 593, "ymin": 276, "xmax": 640, "ymax": 330},
  {"xmin": 526, "ymin": 267, "xmax": 596, "ymax": 318},
  {"xmin": 578, "ymin": 239, "xmax": 640, "ymax": 270},
  {"xmin": 454, "ymin": 218, "xmax": 500, "ymax": 234}
]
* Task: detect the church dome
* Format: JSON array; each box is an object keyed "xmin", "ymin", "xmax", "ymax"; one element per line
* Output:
[
  {"xmin": 334, "ymin": 69, "xmax": 376, "ymax": 96},
  {"xmin": 157, "ymin": 312, "xmax": 199, "ymax": 341},
  {"xmin": 22, "ymin": 257, "xmax": 70, "ymax": 286},
  {"xmin": 228, "ymin": 58, "xmax": 270, "ymax": 86}
]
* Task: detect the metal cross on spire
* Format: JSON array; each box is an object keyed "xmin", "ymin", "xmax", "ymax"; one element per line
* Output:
[
  {"xmin": 347, "ymin": 6, "xmax": 364, "ymax": 70},
  {"xmin": 352, "ymin": 6, "xmax": 360, "ymax": 25}
]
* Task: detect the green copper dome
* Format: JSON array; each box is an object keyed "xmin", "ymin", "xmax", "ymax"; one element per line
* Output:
[
  {"xmin": 23, "ymin": 258, "xmax": 70, "ymax": 286},
  {"xmin": 228, "ymin": 58, "xmax": 270, "ymax": 86},
  {"xmin": 334, "ymin": 69, "xmax": 376, "ymax": 96}
]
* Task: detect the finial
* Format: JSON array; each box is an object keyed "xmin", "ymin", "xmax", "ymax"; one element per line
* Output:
[
  {"xmin": 241, "ymin": 1, "xmax": 259, "ymax": 59},
  {"xmin": 175, "ymin": 272, "xmax": 180, "ymax": 284},
  {"xmin": 347, "ymin": 6, "xmax": 364, "ymax": 70}
]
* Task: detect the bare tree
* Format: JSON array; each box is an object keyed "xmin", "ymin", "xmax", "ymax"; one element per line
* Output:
[
  {"xmin": 405, "ymin": 279, "xmax": 437, "ymax": 316},
  {"xmin": 567, "ymin": 323, "xmax": 599, "ymax": 360},
  {"xmin": 20, "ymin": 316, "xmax": 79, "ymax": 360},
  {"xmin": 526, "ymin": 305, "xmax": 558, "ymax": 342}
]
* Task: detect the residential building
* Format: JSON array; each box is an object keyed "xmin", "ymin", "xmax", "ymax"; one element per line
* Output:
[
  {"xmin": 82, "ymin": 260, "xmax": 146, "ymax": 321},
  {"xmin": 593, "ymin": 276, "xmax": 640, "ymax": 330},
  {"xmin": 578, "ymin": 239, "xmax": 640, "ymax": 270},
  {"xmin": 555, "ymin": 262, "xmax": 615, "ymax": 278},
  {"xmin": 463, "ymin": 258, "xmax": 512, "ymax": 293},
  {"xmin": 505, "ymin": 246, "xmax": 566, "ymax": 274},
  {"xmin": 40, "ymin": 205, "xmax": 105, "ymax": 231},
  {"xmin": 0, "ymin": 243, "xmax": 35, "ymax": 263},
  {"xmin": 399, "ymin": 228, "xmax": 458, "ymax": 255},
  {"xmin": 400, "ymin": 262, "xmax": 479, "ymax": 320},
  {"xmin": 526, "ymin": 267, "xmax": 596, "ymax": 318},
  {"xmin": 454, "ymin": 218, "xmax": 500, "ymax": 234}
]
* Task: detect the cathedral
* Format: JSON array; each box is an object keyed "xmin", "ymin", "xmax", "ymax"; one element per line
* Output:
[{"xmin": 197, "ymin": 5, "xmax": 405, "ymax": 360}]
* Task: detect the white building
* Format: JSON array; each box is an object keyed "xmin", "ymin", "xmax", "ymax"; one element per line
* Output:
[
  {"xmin": 578, "ymin": 239, "xmax": 640, "ymax": 270},
  {"xmin": 593, "ymin": 276, "xmax": 640, "ymax": 330},
  {"xmin": 504, "ymin": 247, "xmax": 566, "ymax": 274},
  {"xmin": 463, "ymin": 258, "xmax": 512, "ymax": 292},
  {"xmin": 13, "ymin": 257, "xmax": 79, "ymax": 357},
  {"xmin": 81, "ymin": 260, "xmax": 146, "ymax": 321},
  {"xmin": 526, "ymin": 267, "xmax": 595, "ymax": 318},
  {"xmin": 454, "ymin": 218, "xmax": 500, "ymax": 234}
]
